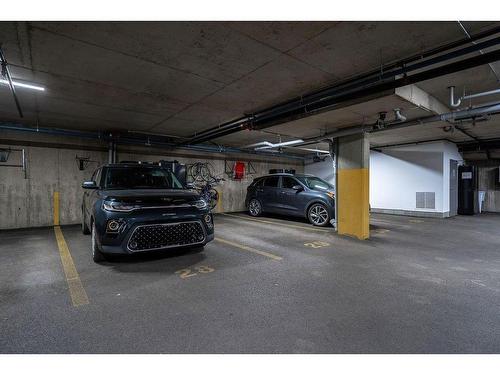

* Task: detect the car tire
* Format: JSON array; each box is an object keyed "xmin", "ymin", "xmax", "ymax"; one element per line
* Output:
[
  {"xmin": 307, "ymin": 203, "xmax": 330, "ymax": 227},
  {"xmin": 91, "ymin": 222, "xmax": 105, "ymax": 263},
  {"xmin": 82, "ymin": 207, "xmax": 90, "ymax": 235},
  {"xmin": 248, "ymin": 199, "xmax": 262, "ymax": 217}
]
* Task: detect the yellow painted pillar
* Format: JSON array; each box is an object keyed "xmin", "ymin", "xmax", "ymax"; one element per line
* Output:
[{"xmin": 337, "ymin": 133, "xmax": 370, "ymax": 240}]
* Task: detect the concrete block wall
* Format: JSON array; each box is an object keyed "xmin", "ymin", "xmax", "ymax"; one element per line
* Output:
[
  {"xmin": 117, "ymin": 147, "xmax": 301, "ymax": 213},
  {"xmin": 0, "ymin": 143, "xmax": 108, "ymax": 229},
  {"xmin": 0, "ymin": 132, "xmax": 302, "ymax": 229}
]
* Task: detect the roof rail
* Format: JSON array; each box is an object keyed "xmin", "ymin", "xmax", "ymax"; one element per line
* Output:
[{"xmin": 269, "ymin": 168, "xmax": 296, "ymax": 174}]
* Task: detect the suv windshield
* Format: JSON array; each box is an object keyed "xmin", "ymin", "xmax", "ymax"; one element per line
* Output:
[
  {"xmin": 104, "ymin": 167, "xmax": 184, "ymax": 190},
  {"xmin": 296, "ymin": 176, "xmax": 334, "ymax": 191}
]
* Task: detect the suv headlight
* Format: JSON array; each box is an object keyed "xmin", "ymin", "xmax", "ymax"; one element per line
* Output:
[
  {"xmin": 192, "ymin": 199, "xmax": 208, "ymax": 209},
  {"xmin": 103, "ymin": 200, "xmax": 138, "ymax": 212}
]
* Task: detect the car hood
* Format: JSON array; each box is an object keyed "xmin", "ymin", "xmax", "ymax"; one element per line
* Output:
[{"xmin": 99, "ymin": 189, "xmax": 201, "ymax": 207}]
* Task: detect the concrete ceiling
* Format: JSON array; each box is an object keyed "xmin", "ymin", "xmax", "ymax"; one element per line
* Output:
[{"xmin": 1, "ymin": 21, "xmax": 500, "ymax": 157}]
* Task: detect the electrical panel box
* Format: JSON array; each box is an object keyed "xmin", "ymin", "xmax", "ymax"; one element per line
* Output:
[{"xmin": 458, "ymin": 165, "xmax": 475, "ymax": 215}]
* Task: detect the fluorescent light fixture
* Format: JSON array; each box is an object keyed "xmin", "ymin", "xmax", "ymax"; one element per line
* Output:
[
  {"xmin": 255, "ymin": 139, "xmax": 304, "ymax": 150},
  {"xmin": 243, "ymin": 141, "xmax": 273, "ymax": 148},
  {"xmin": 274, "ymin": 139, "xmax": 304, "ymax": 147},
  {"xmin": 0, "ymin": 79, "xmax": 45, "ymax": 91}
]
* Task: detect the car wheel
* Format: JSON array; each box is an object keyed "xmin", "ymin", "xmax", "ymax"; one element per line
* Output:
[
  {"xmin": 308, "ymin": 203, "xmax": 330, "ymax": 227},
  {"xmin": 82, "ymin": 207, "xmax": 90, "ymax": 235},
  {"xmin": 248, "ymin": 199, "xmax": 262, "ymax": 217},
  {"xmin": 91, "ymin": 222, "xmax": 105, "ymax": 263}
]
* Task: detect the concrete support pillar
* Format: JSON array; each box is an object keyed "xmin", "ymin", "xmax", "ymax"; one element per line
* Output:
[{"xmin": 337, "ymin": 133, "xmax": 370, "ymax": 240}]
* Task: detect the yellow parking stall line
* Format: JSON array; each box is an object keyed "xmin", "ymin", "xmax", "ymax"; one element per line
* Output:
[
  {"xmin": 54, "ymin": 226, "xmax": 90, "ymax": 307},
  {"xmin": 219, "ymin": 213, "xmax": 332, "ymax": 233},
  {"xmin": 215, "ymin": 237, "xmax": 282, "ymax": 261}
]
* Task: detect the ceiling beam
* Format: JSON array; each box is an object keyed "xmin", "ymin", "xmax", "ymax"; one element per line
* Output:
[
  {"xmin": 395, "ymin": 84, "xmax": 449, "ymax": 115},
  {"xmin": 186, "ymin": 30, "xmax": 500, "ymax": 145}
]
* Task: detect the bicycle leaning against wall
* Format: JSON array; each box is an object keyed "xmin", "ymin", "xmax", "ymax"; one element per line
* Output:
[{"xmin": 187, "ymin": 162, "xmax": 225, "ymax": 210}]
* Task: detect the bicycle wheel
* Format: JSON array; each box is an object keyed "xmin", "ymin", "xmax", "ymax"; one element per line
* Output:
[
  {"xmin": 188, "ymin": 162, "xmax": 200, "ymax": 179},
  {"xmin": 209, "ymin": 188, "xmax": 219, "ymax": 209},
  {"xmin": 193, "ymin": 174, "xmax": 205, "ymax": 185},
  {"xmin": 201, "ymin": 163, "xmax": 215, "ymax": 182}
]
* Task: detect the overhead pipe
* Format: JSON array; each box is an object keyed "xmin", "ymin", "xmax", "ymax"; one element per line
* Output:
[
  {"xmin": 127, "ymin": 130, "xmax": 188, "ymax": 139},
  {"xmin": 253, "ymin": 36, "xmax": 500, "ymax": 122},
  {"xmin": 187, "ymin": 34, "xmax": 500, "ymax": 145},
  {"xmin": 371, "ymin": 138, "xmax": 453, "ymax": 151},
  {"xmin": 253, "ymin": 47, "xmax": 500, "ymax": 130},
  {"xmin": 393, "ymin": 108, "xmax": 406, "ymax": 122},
  {"xmin": 449, "ymin": 86, "xmax": 462, "ymax": 107},
  {"xmin": 287, "ymin": 146, "xmax": 330, "ymax": 154},
  {"xmin": 298, "ymin": 102, "xmax": 500, "ymax": 146},
  {"xmin": 187, "ymin": 26, "xmax": 500, "ymax": 144},
  {"xmin": 371, "ymin": 102, "xmax": 500, "ymax": 133},
  {"xmin": 457, "ymin": 137, "xmax": 500, "ymax": 151},
  {"xmin": 457, "ymin": 21, "xmax": 500, "ymax": 82},
  {"xmin": 449, "ymin": 85, "xmax": 500, "ymax": 108},
  {"xmin": 0, "ymin": 122, "xmax": 305, "ymax": 160},
  {"xmin": 0, "ymin": 46, "xmax": 24, "ymax": 118}
]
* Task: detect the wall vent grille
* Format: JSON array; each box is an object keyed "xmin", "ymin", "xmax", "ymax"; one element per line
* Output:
[{"xmin": 416, "ymin": 192, "xmax": 435, "ymax": 209}]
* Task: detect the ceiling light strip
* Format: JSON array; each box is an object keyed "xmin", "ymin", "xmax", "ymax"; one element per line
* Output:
[{"xmin": 0, "ymin": 79, "xmax": 45, "ymax": 91}]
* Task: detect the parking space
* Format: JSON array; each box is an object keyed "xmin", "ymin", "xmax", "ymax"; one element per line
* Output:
[{"xmin": 1, "ymin": 212, "xmax": 500, "ymax": 353}]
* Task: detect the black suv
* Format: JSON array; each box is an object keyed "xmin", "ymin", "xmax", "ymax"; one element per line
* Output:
[
  {"xmin": 82, "ymin": 163, "xmax": 214, "ymax": 262},
  {"xmin": 245, "ymin": 173, "xmax": 335, "ymax": 226}
]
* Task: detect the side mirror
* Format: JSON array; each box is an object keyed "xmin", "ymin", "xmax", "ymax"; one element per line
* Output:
[
  {"xmin": 82, "ymin": 180, "xmax": 98, "ymax": 189},
  {"xmin": 292, "ymin": 184, "xmax": 303, "ymax": 191}
]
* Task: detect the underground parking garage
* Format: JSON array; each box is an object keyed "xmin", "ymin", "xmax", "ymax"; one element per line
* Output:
[{"xmin": 2, "ymin": 19, "xmax": 500, "ymax": 356}]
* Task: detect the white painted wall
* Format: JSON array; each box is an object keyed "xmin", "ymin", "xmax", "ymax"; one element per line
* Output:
[
  {"xmin": 370, "ymin": 141, "xmax": 462, "ymax": 216},
  {"xmin": 304, "ymin": 155, "xmax": 335, "ymax": 186}
]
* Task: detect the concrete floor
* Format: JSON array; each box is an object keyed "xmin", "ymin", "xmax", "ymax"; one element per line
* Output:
[{"xmin": 1, "ymin": 212, "xmax": 500, "ymax": 353}]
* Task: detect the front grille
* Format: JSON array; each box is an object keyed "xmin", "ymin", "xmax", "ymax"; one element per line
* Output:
[{"xmin": 127, "ymin": 221, "xmax": 205, "ymax": 251}]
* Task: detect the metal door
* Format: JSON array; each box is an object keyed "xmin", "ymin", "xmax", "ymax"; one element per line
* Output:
[{"xmin": 449, "ymin": 160, "xmax": 458, "ymax": 217}]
